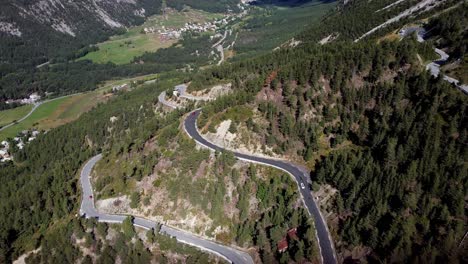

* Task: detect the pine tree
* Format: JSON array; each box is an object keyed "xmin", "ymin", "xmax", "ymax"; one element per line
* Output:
[{"xmin": 122, "ymin": 216, "xmax": 135, "ymax": 240}]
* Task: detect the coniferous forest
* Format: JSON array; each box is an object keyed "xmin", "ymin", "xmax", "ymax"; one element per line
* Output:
[{"xmin": 0, "ymin": 0, "xmax": 466, "ymax": 263}]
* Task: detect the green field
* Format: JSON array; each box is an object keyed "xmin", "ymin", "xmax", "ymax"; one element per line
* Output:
[
  {"xmin": 0, "ymin": 97, "xmax": 70, "ymax": 140},
  {"xmin": 78, "ymin": 35, "xmax": 175, "ymax": 65},
  {"xmin": 0, "ymin": 104, "xmax": 33, "ymax": 127},
  {"xmin": 0, "ymin": 74, "xmax": 160, "ymax": 140},
  {"xmin": 0, "ymin": 92, "xmax": 111, "ymax": 140},
  {"xmin": 78, "ymin": 8, "xmax": 224, "ymax": 65}
]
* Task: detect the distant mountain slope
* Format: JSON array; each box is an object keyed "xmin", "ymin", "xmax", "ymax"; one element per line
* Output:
[
  {"xmin": 0, "ymin": 0, "xmax": 162, "ymax": 68},
  {"xmin": 166, "ymin": 0, "xmax": 241, "ymax": 12},
  {"xmin": 298, "ymin": 0, "xmax": 461, "ymax": 43}
]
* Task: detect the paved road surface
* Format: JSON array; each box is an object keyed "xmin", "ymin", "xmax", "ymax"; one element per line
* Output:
[
  {"xmin": 399, "ymin": 27, "xmax": 468, "ymax": 94},
  {"xmin": 216, "ymin": 45, "xmax": 225, "ymax": 66},
  {"xmin": 159, "ymin": 85, "xmax": 211, "ymax": 109},
  {"xmin": 425, "ymin": 48, "xmax": 468, "ymax": 93},
  {"xmin": 175, "ymin": 84, "xmax": 211, "ymax": 101},
  {"xmin": 212, "ymin": 30, "xmax": 229, "ymax": 65},
  {"xmin": 184, "ymin": 109, "xmax": 337, "ymax": 264},
  {"xmin": 79, "ymin": 154, "xmax": 253, "ymax": 264},
  {"xmin": 36, "ymin": 61, "xmax": 50, "ymax": 68},
  {"xmin": 158, "ymin": 91, "xmax": 179, "ymax": 109}
]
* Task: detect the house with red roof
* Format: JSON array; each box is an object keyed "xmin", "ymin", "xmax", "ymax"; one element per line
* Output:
[
  {"xmin": 277, "ymin": 237, "xmax": 288, "ymax": 253},
  {"xmin": 287, "ymin": 227, "xmax": 298, "ymax": 240}
]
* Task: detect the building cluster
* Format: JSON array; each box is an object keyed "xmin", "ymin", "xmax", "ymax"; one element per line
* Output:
[
  {"xmin": 144, "ymin": 20, "xmax": 221, "ymax": 40},
  {"xmin": 112, "ymin": 83, "xmax": 129, "ymax": 93},
  {"xmin": 142, "ymin": 6, "xmax": 249, "ymax": 42},
  {"xmin": 1, "ymin": 130, "xmax": 41, "ymax": 162},
  {"xmin": 6, "ymin": 93, "xmax": 41, "ymax": 105},
  {"xmin": 0, "ymin": 140, "xmax": 12, "ymax": 162},
  {"xmin": 15, "ymin": 130, "xmax": 40, "ymax": 149}
]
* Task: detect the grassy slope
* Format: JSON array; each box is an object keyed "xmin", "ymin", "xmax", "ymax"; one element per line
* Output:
[
  {"xmin": 0, "ymin": 105, "xmax": 33, "ymax": 127},
  {"xmin": 78, "ymin": 8, "xmax": 223, "ymax": 65},
  {"xmin": 0, "ymin": 98, "xmax": 69, "ymax": 139},
  {"xmin": 0, "ymin": 73, "xmax": 160, "ymax": 140},
  {"xmin": 0, "ymin": 92, "xmax": 107, "ymax": 140},
  {"xmin": 79, "ymin": 35, "xmax": 176, "ymax": 65}
]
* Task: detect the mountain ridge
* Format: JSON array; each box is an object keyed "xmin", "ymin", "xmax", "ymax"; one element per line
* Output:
[{"xmin": 0, "ymin": 0, "xmax": 162, "ymax": 67}]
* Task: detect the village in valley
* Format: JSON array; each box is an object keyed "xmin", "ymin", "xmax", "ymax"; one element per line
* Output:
[{"xmin": 141, "ymin": 3, "xmax": 249, "ymax": 42}]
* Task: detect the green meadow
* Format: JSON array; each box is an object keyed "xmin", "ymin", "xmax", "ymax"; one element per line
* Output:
[
  {"xmin": 78, "ymin": 8, "xmax": 224, "ymax": 65},
  {"xmin": 0, "ymin": 105, "xmax": 33, "ymax": 128}
]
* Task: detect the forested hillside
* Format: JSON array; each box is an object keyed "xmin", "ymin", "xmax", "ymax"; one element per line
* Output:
[
  {"xmin": 299, "ymin": 0, "xmax": 462, "ymax": 42},
  {"xmin": 0, "ymin": 0, "xmax": 466, "ymax": 263},
  {"xmin": 92, "ymin": 110, "xmax": 319, "ymax": 263},
  {"xmin": 0, "ymin": 0, "xmax": 162, "ymax": 70},
  {"xmin": 187, "ymin": 35, "xmax": 467, "ymax": 262},
  {"xmin": 0, "ymin": 77, "xmax": 178, "ymax": 262},
  {"xmin": 231, "ymin": 0, "xmax": 336, "ymax": 60},
  {"xmin": 22, "ymin": 217, "xmax": 216, "ymax": 263},
  {"xmin": 426, "ymin": 3, "xmax": 468, "ymax": 84},
  {"xmin": 0, "ymin": 32, "xmax": 214, "ymax": 102}
]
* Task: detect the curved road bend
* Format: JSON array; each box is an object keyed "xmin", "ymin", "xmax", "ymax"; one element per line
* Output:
[
  {"xmin": 399, "ymin": 27, "xmax": 468, "ymax": 94},
  {"xmin": 159, "ymin": 85, "xmax": 211, "ymax": 109},
  {"xmin": 184, "ymin": 109, "xmax": 337, "ymax": 264},
  {"xmin": 79, "ymin": 154, "xmax": 254, "ymax": 264},
  {"xmin": 158, "ymin": 91, "xmax": 179, "ymax": 109}
]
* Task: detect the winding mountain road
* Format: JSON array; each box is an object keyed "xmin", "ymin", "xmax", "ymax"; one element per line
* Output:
[
  {"xmin": 82, "ymin": 98, "xmax": 337, "ymax": 263},
  {"xmin": 79, "ymin": 154, "xmax": 254, "ymax": 264},
  {"xmin": 400, "ymin": 27, "xmax": 468, "ymax": 94},
  {"xmin": 159, "ymin": 84, "xmax": 211, "ymax": 109},
  {"xmin": 158, "ymin": 91, "xmax": 179, "ymax": 109},
  {"xmin": 212, "ymin": 30, "xmax": 229, "ymax": 65},
  {"xmin": 184, "ymin": 109, "xmax": 337, "ymax": 264}
]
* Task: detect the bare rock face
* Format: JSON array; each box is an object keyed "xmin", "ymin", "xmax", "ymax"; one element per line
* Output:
[{"xmin": 1, "ymin": 0, "xmax": 159, "ymax": 37}]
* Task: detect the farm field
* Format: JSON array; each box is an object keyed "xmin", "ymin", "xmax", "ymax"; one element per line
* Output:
[
  {"xmin": 0, "ymin": 93, "xmax": 105, "ymax": 140},
  {"xmin": 78, "ymin": 8, "xmax": 224, "ymax": 65},
  {"xmin": 0, "ymin": 73, "xmax": 160, "ymax": 140},
  {"xmin": 0, "ymin": 105, "xmax": 33, "ymax": 128}
]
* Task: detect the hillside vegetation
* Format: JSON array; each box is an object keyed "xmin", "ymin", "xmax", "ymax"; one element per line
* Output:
[
  {"xmin": 188, "ymin": 36, "xmax": 467, "ymax": 262},
  {"xmin": 0, "ymin": 0, "xmax": 162, "ymax": 71},
  {"xmin": 78, "ymin": 8, "xmax": 223, "ymax": 65},
  {"xmin": 93, "ymin": 116, "xmax": 319, "ymax": 263},
  {"xmin": 0, "ymin": 1, "xmax": 466, "ymax": 264}
]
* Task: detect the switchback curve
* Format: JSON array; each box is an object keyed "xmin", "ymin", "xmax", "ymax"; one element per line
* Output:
[
  {"xmin": 184, "ymin": 109, "xmax": 337, "ymax": 264},
  {"xmin": 79, "ymin": 154, "xmax": 254, "ymax": 264}
]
